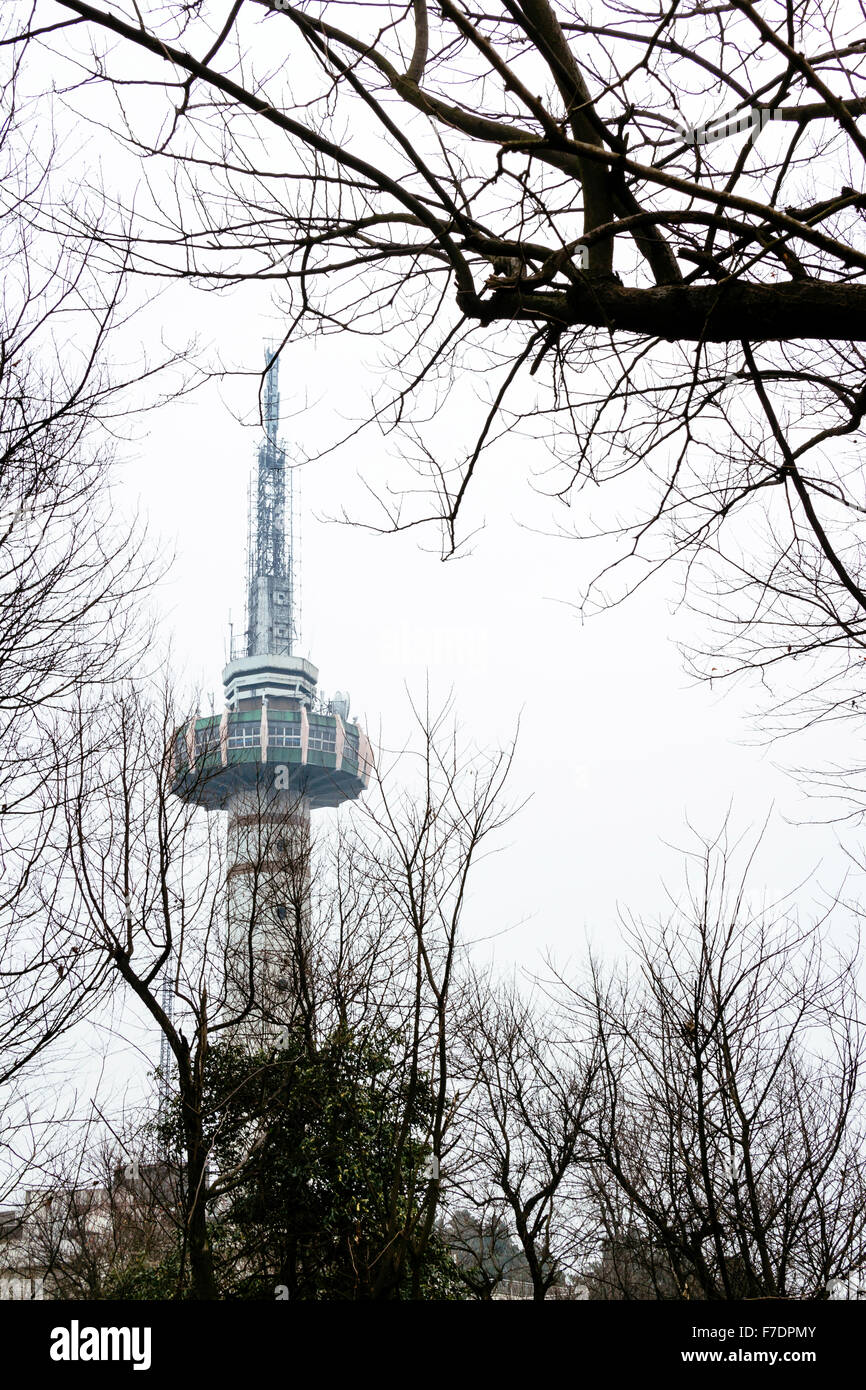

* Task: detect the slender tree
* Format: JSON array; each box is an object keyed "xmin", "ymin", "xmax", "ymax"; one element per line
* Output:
[
  {"xmin": 453, "ymin": 973, "xmax": 597, "ymax": 1299},
  {"xmin": 50, "ymin": 683, "xmax": 517, "ymax": 1298},
  {"xmin": 0, "ymin": 17, "xmax": 184, "ymax": 1219},
  {"xmin": 561, "ymin": 826, "xmax": 866, "ymax": 1299}
]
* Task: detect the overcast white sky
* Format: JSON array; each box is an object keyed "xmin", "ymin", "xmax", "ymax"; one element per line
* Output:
[{"xmin": 113, "ymin": 276, "xmax": 865, "ymax": 982}]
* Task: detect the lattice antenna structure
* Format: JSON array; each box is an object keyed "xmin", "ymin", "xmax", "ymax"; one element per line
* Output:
[
  {"xmin": 291, "ymin": 453, "xmax": 300, "ymax": 652},
  {"xmin": 245, "ymin": 346, "xmax": 296, "ymax": 657}
]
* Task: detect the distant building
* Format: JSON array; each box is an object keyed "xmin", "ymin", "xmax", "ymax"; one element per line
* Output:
[
  {"xmin": 0, "ymin": 1164, "xmax": 179, "ymax": 1300},
  {"xmin": 491, "ymin": 1279, "xmax": 588, "ymax": 1301}
]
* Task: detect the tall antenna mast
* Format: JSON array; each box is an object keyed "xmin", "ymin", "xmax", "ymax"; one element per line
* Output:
[{"xmin": 245, "ymin": 346, "xmax": 295, "ymax": 657}]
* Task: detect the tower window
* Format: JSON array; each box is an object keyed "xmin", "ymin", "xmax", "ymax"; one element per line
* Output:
[
  {"xmin": 227, "ymin": 721, "xmax": 260, "ymax": 749},
  {"xmin": 308, "ymin": 726, "xmax": 336, "ymax": 754},
  {"xmin": 269, "ymin": 726, "xmax": 301, "ymax": 748},
  {"xmin": 276, "ymin": 904, "xmax": 287, "ymax": 922},
  {"xmin": 195, "ymin": 727, "xmax": 221, "ymax": 755}
]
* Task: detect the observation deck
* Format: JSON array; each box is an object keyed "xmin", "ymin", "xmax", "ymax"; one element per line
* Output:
[{"xmin": 171, "ymin": 654, "xmax": 371, "ymax": 811}]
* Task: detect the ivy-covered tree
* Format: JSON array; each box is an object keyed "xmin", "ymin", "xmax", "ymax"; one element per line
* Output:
[{"xmin": 160, "ymin": 1029, "xmax": 463, "ymax": 1301}]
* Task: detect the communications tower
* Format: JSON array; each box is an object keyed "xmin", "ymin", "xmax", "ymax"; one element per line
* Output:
[{"xmin": 171, "ymin": 346, "xmax": 371, "ymax": 1026}]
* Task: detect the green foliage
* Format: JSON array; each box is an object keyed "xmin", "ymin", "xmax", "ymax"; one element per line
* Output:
[
  {"xmin": 166, "ymin": 1025, "xmax": 462, "ymax": 1299},
  {"xmin": 100, "ymin": 1246, "xmax": 190, "ymax": 1301}
]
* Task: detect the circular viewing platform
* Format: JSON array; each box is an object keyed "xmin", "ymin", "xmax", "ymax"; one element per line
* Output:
[{"xmin": 171, "ymin": 703, "xmax": 372, "ymax": 811}]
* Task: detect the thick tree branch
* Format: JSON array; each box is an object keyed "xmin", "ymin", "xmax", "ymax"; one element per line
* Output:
[{"xmin": 460, "ymin": 279, "xmax": 866, "ymax": 342}]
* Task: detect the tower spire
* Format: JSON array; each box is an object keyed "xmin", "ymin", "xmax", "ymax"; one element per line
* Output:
[{"xmin": 246, "ymin": 346, "xmax": 295, "ymax": 657}]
